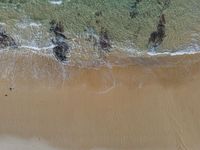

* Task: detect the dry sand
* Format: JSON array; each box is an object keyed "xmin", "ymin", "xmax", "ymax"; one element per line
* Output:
[{"xmin": 0, "ymin": 52, "xmax": 200, "ymax": 150}]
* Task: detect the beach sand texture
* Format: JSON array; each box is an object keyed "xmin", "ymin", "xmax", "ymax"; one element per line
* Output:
[{"xmin": 0, "ymin": 53, "xmax": 200, "ymax": 149}]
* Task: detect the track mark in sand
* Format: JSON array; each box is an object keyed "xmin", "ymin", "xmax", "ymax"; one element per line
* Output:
[
  {"xmin": 97, "ymin": 79, "xmax": 116, "ymax": 94},
  {"xmin": 96, "ymin": 71, "xmax": 117, "ymax": 94},
  {"xmin": 171, "ymin": 116, "xmax": 189, "ymax": 150},
  {"xmin": 165, "ymin": 97, "xmax": 189, "ymax": 150}
]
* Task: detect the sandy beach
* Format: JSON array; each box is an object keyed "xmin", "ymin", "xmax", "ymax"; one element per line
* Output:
[{"xmin": 0, "ymin": 52, "xmax": 199, "ymax": 149}]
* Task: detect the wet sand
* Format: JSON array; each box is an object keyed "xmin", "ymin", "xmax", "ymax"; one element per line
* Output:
[{"xmin": 0, "ymin": 53, "xmax": 200, "ymax": 149}]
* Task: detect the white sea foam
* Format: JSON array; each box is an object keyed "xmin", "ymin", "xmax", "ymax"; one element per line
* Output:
[
  {"xmin": 20, "ymin": 45, "xmax": 55, "ymax": 51},
  {"xmin": 147, "ymin": 51, "xmax": 170, "ymax": 56},
  {"xmin": 29, "ymin": 22, "xmax": 42, "ymax": 27},
  {"xmin": 19, "ymin": 43, "xmax": 200, "ymax": 59},
  {"xmin": 48, "ymin": 0, "xmax": 63, "ymax": 5},
  {"xmin": 0, "ymin": 22, "xmax": 6, "ymax": 26},
  {"xmin": 0, "ymin": 136, "xmax": 62, "ymax": 150},
  {"xmin": 16, "ymin": 21, "xmax": 41, "ymax": 29},
  {"xmin": 147, "ymin": 44, "xmax": 200, "ymax": 56}
]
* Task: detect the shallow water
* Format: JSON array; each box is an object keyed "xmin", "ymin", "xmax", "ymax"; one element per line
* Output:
[{"xmin": 0, "ymin": 0, "xmax": 200, "ymax": 57}]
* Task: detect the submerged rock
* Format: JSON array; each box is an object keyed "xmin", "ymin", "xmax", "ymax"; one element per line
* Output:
[
  {"xmin": 0, "ymin": 26, "xmax": 17, "ymax": 49},
  {"xmin": 50, "ymin": 20, "xmax": 64, "ymax": 33},
  {"xmin": 53, "ymin": 42, "xmax": 69, "ymax": 62},
  {"xmin": 148, "ymin": 14, "xmax": 166, "ymax": 48},
  {"xmin": 50, "ymin": 20, "xmax": 66, "ymax": 39},
  {"xmin": 95, "ymin": 11, "xmax": 102, "ymax": 17},
  {"xmin": 129, "ymin": 0, "xmax": 142, "ymax": 18},
  {"xmin": 99, "ymin": 27, "xmax": 112, "ymax": 52},
  {"xmin": 50, "ymin": 20, "xmax": 70, "ymax": 62}
]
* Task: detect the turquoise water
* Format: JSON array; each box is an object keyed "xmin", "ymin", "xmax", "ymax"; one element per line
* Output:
[{"xmin": 0, "ymin": 0, "xmax": 200, "ymax": 62}]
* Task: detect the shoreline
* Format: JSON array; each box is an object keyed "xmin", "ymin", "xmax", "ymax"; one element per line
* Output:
[{"xmin": 0, "ymin": 50, "xmax": 200, "ymax": 86}]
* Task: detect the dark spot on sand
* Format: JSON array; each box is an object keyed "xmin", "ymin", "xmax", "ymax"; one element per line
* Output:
[{"xmin": 5, "ymin": 94, "xmax": 8, "ymax": 97}]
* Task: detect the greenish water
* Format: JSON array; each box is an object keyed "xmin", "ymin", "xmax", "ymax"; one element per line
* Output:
[{"xmin": 0, "ymin": 0, "xmax": 200, "ymax": 56}]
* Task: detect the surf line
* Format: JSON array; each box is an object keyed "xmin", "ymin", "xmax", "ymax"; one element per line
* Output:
[{"xmin": 20, "ymin": 45, "xmax": 55, "ymax": 51}]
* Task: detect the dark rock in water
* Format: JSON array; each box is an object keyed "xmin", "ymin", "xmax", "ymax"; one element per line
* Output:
[
  {"xmin": 148, "ymin": 14, "xmax": 166, "ymax": 48},
  {"xmin": 50, "ymin": 20, "xmax": 70, "ymax": 62},
  {"xmin": 0, "ymin": 28, "xmax": 17, "ymax": 49},
  {"xmin": 50, "ymin": 20, "xmax": 64, "ymax": 33},
  {"xmin": 53, "ymin": 42, "xmax": 69, "ymax": 62},
  {"xmin": 95, "ymin": 11, "xmax": 102, "ymax": 17},
  {"xmin": 99, "ymin": 28, "xmax": 112, "ymax": 52},
  {"xmin": 129, "ymin": 0, "xmax": 142, "ymax": 18},
  {"xmin": 95, "ymin": 19, "xmax": 100, "ymax": 24},
  {"xmin": 49, "ymin": 20, "xmax": 67, "ymax": 39},
  {"xmin": 49, "ymin": 20, "xmax": 56, "ymax": 31},
  {"xmin": 149, "ymin": 31, "xmax": 158, "ymax": 44}
]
